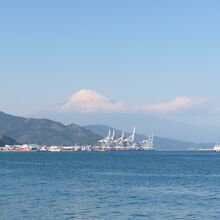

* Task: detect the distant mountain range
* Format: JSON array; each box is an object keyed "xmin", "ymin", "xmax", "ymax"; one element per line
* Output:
[
  {"xmin": 40, "ymin": 111, "xmax": 220, "ymax": 143},
  {"xmin": 0, "ymin": 111, "xmax": 101, "ymax": 146},
  {"xmin": 0, "ymin": 111, "xmax": 214, "ymax": 150},
  {"xmin": 35, "ymin": 89, "xmax": 220, "ymax": 143}
]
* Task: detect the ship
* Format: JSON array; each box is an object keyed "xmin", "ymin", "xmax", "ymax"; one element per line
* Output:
[{"xmin": 213, "ymin": 144, "xmax": 220, "ymax": 152}]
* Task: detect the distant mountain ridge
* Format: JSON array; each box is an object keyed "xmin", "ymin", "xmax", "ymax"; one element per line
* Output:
[
  {"xmin": 0, "ymin": 111, "xmax": 101, "ymax": 145},
  {"xmin": 0, "ymin": 133, "xmax": 19, "ymax": 146},
  {"xmin": 40, "ymin": 110, "xmax": 220, "ymax": 143}
]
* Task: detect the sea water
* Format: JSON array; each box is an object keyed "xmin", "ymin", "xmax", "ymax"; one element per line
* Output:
[{"xmin": 0, "ymin": 151, "xmax": 220, "ymax": 220}]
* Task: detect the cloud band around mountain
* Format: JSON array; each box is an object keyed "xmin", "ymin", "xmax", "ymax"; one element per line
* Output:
[{"xmin": 58, "ymin": 89, "xmax": 208, "ymax": 114}]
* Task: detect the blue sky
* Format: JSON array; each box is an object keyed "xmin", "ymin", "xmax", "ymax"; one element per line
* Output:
[{"xmin": 0, "ymin": 0, "xmax": 220, "ymax": 126}]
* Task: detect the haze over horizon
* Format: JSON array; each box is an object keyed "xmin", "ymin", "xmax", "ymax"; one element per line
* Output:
[{"xmin": 1, "ymin": 1, "xmax": 220, "ymax": 141}]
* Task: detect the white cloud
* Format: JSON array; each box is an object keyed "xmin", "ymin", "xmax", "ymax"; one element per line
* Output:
[
  {"xmin": 143, "ymin": 96, "xmax": 208, "ymax": 114},
  {"xmin": 59, "ymin": 89, "xmax": 126, "ymax": 113}
]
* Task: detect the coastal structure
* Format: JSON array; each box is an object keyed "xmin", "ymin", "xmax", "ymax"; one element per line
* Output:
[
  {"xmin": 97, "ymin": 126, "xmax": 155, "ymax": 151},
  {"xmin": 139, "ymin": 132, "xmax": 154, "ymax": 150},
  {"xmin": 0, "ymin": 126, "xmax": 155, "ymax": 152}
]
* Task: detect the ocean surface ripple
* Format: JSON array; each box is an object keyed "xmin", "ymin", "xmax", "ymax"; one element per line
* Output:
[{"xmin": 1, "ymin": 151, "xmax": 220, "ymax": 220}]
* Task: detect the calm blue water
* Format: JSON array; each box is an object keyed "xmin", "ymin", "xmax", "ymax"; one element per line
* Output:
[{"xmin": 1, "ymin": 151, "xmax": 220, "ymax": 220}]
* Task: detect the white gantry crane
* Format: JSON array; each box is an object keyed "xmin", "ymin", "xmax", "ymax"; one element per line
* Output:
[
  {"xmin": 114, "ymin": 130, "xmax": 125, "ymax": 147},
  {"xmin": 98, "ymin": 129, "xmax": 115, "ymax": 148},
  {"xmin": 109, "ymin": 130, "xmax": 115, "ymax": 147},
  {"xmin": 139, "ymin": 131, "xmax": 154, "ymax": 150},
  {"xmin": 97, "ymin": 126, "xmax": 154, "ymax": 151},
  {"xmin": 98, "ymin": 129, "xmax": 111, "ymax": 147},
  {"xmin": 124, "ymin": 126, "xmax": 137, "ymax": 149}
]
